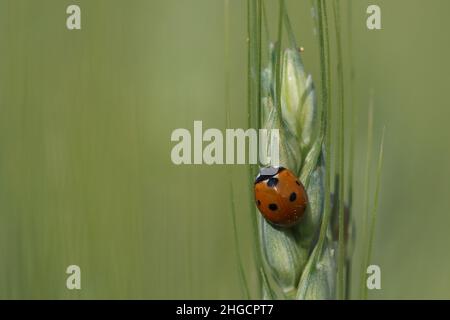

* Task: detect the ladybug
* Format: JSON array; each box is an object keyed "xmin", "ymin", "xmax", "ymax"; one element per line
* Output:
[{"xmin": 254, "ymin": 166, "xmax": 308, "ymax": 227}]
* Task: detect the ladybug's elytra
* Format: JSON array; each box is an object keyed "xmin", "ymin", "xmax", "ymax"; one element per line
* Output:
[{"xmin": 254, "ymin": 166, "xmax": 308, "ymax": 227}]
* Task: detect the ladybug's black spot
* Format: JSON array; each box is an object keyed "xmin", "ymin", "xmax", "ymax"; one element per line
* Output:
[
  {"xmin": 296, "ymin": 180, "xmax": 301, "ymax": 186},
  {"xmin": 267, "ymin": 177, "xmax": 279, "ymax": 188},
  {"xmin": 289, "ymin": 192, "xmax": 297, "ymax": 202},
  {"xmin": 268, "ymin": 203, "xmax": 278, "ymax": 211},
  {"xmin": 257, "ymin": 200, "xmax": 261, "ymax": 206}
]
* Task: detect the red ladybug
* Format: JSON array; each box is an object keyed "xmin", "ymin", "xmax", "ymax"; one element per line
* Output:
[{"xmin": 254, "ymin": 166, "xmax": 308, "ymax": 227}]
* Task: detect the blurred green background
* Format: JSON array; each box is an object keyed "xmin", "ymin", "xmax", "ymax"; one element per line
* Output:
[{"xmin": 0, "ymin": 0, "xmax": 449, "ymax": 299}]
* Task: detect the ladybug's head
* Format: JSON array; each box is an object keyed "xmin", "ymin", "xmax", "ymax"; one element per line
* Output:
[{"xmin": 254, "ymin": 166, "xmax": 285, "ymax": 184}]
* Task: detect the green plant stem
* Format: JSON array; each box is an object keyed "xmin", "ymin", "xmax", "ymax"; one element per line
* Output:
[
  {"xmin": 226, "ymin": 0, "xmax": 250, "ymax": 299},
  {"xmin": 363, "ymin": 127, "xmax": 385, "ymax": 299},
  {"xmin": 332, "ymin": 0, "xmax": 346, "ymax": 300},
  {"xmin": 314, "ymin": 0, "xmax": 332, "ymax": 259},
  {"xmin": 359, "ymin": 94, "xmax": 374, "ymax": 298},
  {"xmin": 261, "ymin": 0, "xmax": 270, "ymax": 44},
  {"xmin": 346, "ymin": 0, "xmax": 356, "ymax": 300},
  {"xmin": 247, "ymin": 0, "xmax": 263, "ymax": 296},
  {"xmin": 229, "ymin": 182, "xmax": 250, "ymax": 299},
  {"xmin": 347, "ymin": 0, "xmax": 356, "ymax": 213}
]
